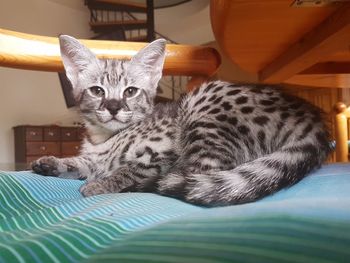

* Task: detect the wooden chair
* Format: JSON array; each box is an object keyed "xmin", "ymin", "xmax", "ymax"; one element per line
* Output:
[
  {"xmin": 334, "ymin": 102, "xmax": 350, "ymax": 162},
  {"xmin": 0, "ymin": 28, "xmax": 220, "ymax": 91}
]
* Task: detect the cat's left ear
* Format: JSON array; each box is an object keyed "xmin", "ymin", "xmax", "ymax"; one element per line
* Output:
[{"xmin": 130, "ymin": 39, "xmax": 166, "ymax": 94}]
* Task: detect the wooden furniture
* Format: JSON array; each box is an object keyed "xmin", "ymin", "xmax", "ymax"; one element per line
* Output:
[
  {"xmin": 0, "ymin": 28, "xmax": 220, "ymax": 80},
  {"xmin": 210, "ymin": 0, "xmax": 350, "ymax": 88},
  {"xmin": 13, "ymin": 126, "xmax": 84, "ymax": 170},
  {"xmin": 334, "ymin": 102, "xmax": 350, "ymax": 162}
]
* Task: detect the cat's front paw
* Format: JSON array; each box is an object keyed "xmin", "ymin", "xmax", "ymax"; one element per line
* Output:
[
  {"xmin": 31, "ymin": 156, "xmax": 63, "ymax": 177},
  {"xmin": 80, "ymin": 181, "xmax": 108, "ymax": 197}
]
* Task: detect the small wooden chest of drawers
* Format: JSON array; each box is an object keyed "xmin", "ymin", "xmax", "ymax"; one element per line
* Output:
[{"xmin": 13, "ymin": 125, "xmax": 85, "ymax": 170}]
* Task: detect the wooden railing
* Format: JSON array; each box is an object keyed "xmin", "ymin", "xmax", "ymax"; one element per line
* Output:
[
  {"xmin": 0, "ymin": 28, "xmax": 220, "ymax": 79},
  {"xmin": 334, "ymin": 102, "xmax": 350, "ymax": 162}
]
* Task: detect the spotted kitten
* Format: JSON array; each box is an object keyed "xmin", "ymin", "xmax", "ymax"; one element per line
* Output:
[{"xmin": 32, "ymin": 36, "xmax": 332, "ymax": 206}]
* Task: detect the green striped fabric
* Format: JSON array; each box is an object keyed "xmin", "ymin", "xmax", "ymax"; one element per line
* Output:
[{"xmin": 1, "ymin": 163, "xmax": 350, "ymax": 263}]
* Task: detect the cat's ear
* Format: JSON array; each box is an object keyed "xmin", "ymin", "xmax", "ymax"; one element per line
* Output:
[
  {"xmin": 130, "ymin": 39, "xmax": 166, "ymax": 94},
  {"xmin": 59, "ymin": 35, "xmax": 100, "ymax": 88}
]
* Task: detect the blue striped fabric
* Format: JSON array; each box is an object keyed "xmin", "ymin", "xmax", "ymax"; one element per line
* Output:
[{"xmin": 0, "ymin": 163, "xmax": 350, "ymax": 263}]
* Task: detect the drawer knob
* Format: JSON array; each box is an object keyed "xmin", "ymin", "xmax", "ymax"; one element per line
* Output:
[
  {"xmin": 65, "ymin": 132, "xmax": 71, "ymax": 136},
  {"xmin": 40, "ymin": 146, "xmax": 46, "ymax": 151},
  {"xmin": 30, "ymin": 131, "xmax": 36, "ymax": 136},
  {"xmin": 75, "ymin": 146, "xmax": 79, "ymax": 150},
  {"xmin": 48, "ymin": 132, "xmax": 54, "ymax": 136}
]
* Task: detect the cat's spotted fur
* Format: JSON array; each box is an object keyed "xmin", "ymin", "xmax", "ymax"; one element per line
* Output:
[{"xmin": 32, "ymin": 36, "xmax": 332, "ymax": 206}]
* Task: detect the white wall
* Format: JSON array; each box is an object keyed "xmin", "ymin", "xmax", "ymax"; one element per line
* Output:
[{"xmin": 0, "ymin": 0, "xmax": 92, "ymax": 169}]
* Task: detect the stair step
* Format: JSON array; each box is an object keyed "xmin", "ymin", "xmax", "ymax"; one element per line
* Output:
[
  {"xmin": 92, "ymin": 30, "xmax": 126, "ymax": 40},
  {"xmin": 86, "ymin": 0, "xmax": 147, "ymax": 13},
  {"xmin": 126, "ymin": 35, "xmax": 148, "ymax": 42},
  {"xmin": 90, "ymin": 20, "xmax": 147, "ymax": 32}
]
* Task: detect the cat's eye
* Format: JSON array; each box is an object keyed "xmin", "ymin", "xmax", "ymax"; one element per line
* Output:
[
  {"xmin": 89, "ymin": 86, "xmax": 105, "ymax": 97},
  {"xmin": 123, "ymin": 87, "xmax": 139, "ymax": 98}
]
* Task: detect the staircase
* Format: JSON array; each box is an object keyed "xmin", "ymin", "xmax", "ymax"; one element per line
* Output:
[
  {"xmin": 85, "ymin": 0, "xmax": 154, "ymax": 42},
  {"xmin": 84, "ymin": 0, "xmax": 188, "ymax": 102}
]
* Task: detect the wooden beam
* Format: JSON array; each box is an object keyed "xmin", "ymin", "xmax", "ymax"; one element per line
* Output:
[
  {"xmin": 285, "ymin": 74, "xmax": 350, "ymax": 89},
  {"xmin": 0, "ymin": 28, "xmax": 221, "ymax": 77},
  {"xmin": 259, "ymin": 3, "xmax": 350, "ymax": 83},
  {"xmin": 299, "ymin": 62, "xmax": 350, "ymax": 74}
]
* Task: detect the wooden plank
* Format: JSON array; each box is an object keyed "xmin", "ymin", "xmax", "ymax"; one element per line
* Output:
[
  {"xmin": 0, "ymin": 28, "xmax": 221, "ymax": 77},
  {"xmin": 259, "ymin": 3, "xmax": 350, "ymax": 83},
  {"xmin": 300, "ymin": 62, "xmax": 350, "ymax": 74}
]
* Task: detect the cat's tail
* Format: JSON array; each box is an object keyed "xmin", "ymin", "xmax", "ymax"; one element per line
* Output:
[{"xmin": 157, "ymin": 138, "xmax": 332, "ymax": 206}]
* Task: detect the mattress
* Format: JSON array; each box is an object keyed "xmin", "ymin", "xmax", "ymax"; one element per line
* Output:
[{"xmin": 0, "ymin": 163, "xmax": 350, "ymax": 263}]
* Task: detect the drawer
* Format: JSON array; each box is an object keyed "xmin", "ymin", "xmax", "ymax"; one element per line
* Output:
[
  {"xmin": 44, "ymin": 127, "xmax": 60, "ymax": 141},
  {"xmin": 25, "ymin": 127, "xmax": 43, "ymax": 141},
  {"xmin": 26, "ymin": 142, "xmax": 60, "ymax": 156},
  {"xmin": 62, "ymin": 141, "xmax": 81, "ymax": 156},
  {"xmin": 61, "ymin": 128, "xmax": 77, "ymax": 141}
]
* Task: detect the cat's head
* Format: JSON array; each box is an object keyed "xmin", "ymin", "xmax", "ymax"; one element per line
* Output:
[{"xmin": 59, "ymin": 35, "xmax": 166, "ymax": 141}]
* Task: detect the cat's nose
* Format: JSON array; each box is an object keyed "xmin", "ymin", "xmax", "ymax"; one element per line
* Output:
[{"xmin": 105, "ymin": 99, "xmax": 122, "ymax": 116}]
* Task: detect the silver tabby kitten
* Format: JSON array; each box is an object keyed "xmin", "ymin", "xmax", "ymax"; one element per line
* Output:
[{"xmin": 32, "ymin": 36, "xmax": 332, "ymax": 206}]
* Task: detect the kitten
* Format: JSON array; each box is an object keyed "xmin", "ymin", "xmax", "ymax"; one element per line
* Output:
[{"xmin": 32, "ymin": 36, "xmax": 333, "ymax": 206}]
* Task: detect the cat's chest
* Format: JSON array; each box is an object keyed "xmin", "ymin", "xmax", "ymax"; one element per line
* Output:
[
  {"xmin": 83, "ymin": 117, "xmax": 178, "ymax": 179},
  {"xmin": 129, "ymin": 121, "xmax": 177, "ymax": 161}
]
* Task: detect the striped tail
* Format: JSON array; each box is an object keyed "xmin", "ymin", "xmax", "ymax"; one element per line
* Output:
[{"xmin": 157, "ymin": 138, "xmax": 333, "ymax": 206}]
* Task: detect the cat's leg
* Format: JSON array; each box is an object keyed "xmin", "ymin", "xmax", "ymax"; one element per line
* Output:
[
  {"xmin": 31, "ymin": 155, "xmax": 91, "ymax": 179},
  {"xmin": 156, "ymin": 121, "xmax": 242, "ymax": 205},
  {"xmin": 155, "ymin": 118, "xmax": 253, "ymax": 205},
  {"xmin": 79, "ymin": 167, "xmax": 136, "ymax": 197},
  {"xmin": 157, "ymin": 162, "xmax": 234, "ymax": 205}
]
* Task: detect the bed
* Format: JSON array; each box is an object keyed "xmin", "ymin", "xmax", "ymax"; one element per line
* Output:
[
  {"xmin": 1, "ymin": 164, "xmax": 350, "ymax": 263},
  {"xmin": 1, "ymin": 18, "xmax": 350, "ymax": 262}
]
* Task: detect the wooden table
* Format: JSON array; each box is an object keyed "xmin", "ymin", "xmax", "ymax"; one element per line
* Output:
[{"xmin": 210, "ymin": 0, "xmax": 350, "ymax": 88}]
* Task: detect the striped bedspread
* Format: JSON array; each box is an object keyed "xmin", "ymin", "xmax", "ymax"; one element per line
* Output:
[{"xmin": 1, "ymin": 163, "xmax": 350, "ymax": 263}]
